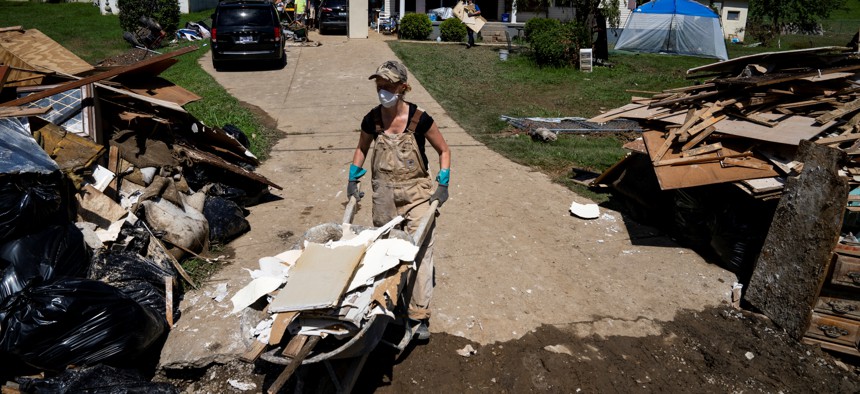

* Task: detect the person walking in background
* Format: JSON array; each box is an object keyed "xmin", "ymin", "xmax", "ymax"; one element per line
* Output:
[
  {"xmin": 465, "ymin": 0, "xmax": 481, "ymax": 48},
  {"xmin": 347, "ymin": 60, "xmax": 451, "ymax": 341}
]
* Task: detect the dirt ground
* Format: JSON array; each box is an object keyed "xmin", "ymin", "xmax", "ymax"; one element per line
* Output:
[{"xmin": 157, "ymin": 306, "xmax": 860, "ymax": 393}]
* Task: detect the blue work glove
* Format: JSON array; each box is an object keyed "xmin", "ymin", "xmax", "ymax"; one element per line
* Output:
[
  {"xmin": 347, "ymin": 164, "xmax": 366, "ymax": 200},
  {"xmin": 430, "ymin": 168, "xmax": 450, "ymax": 207}
]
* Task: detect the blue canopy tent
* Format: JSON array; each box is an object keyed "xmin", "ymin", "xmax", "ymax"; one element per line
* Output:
[{"xmin": 614, "ymin": 0, "xmax": 728, "ymax": 61}]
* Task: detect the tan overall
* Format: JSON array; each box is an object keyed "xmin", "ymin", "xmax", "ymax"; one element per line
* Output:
[{"xmin": 370, "ymin": 108, "xmax": 435, "ymax": 321}]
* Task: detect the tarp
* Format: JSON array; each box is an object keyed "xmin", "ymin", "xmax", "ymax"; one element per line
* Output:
[{"xmin": 614, "ymin": 0, "xmax": 728, "ymax": 61}]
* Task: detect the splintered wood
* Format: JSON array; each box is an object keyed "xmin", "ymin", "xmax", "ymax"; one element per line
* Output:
[{"xmin": 590, "ymin": 46, "xmax": 860, "ymax": 194}]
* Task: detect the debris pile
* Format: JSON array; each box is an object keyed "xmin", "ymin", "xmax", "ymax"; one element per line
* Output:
[
  {"xmin": 0, "ymin": 26, "xmax": 280, "ymax": 388},
  {"xmin": 590, "ymin": 45, "xmax": 860, "ymax": 356}
]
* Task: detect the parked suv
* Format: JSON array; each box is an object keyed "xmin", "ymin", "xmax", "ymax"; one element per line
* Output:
[
  {"xmin": 318, "ymin": 0, "xmax": 348, "ymax": 34},
  {"xmin": 211, "ymin": 0, "xmax": 285, "ymax": 69}
]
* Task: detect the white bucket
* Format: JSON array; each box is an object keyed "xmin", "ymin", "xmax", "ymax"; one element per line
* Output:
[{"xmin": 499, "ymin": 49, "xmax": 509, "ymax": 61}]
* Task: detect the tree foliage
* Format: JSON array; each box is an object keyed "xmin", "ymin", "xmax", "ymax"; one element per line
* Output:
[
  {"xmin": 117, "ymin": 0, "xmax": 180, "ymax": 34},
  {"xmin": 748, "ymin": 0, "xmax": 846, "ymax": 42}
]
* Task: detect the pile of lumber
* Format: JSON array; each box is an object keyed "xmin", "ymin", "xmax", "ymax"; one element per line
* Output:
[{"xmin": 592, "ymin": 46, "xmax": 860, "ymax": 198}]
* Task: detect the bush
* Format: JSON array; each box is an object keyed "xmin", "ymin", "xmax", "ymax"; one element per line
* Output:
[
  {"xmin": 399, "ymin": 13, "xmax": 433, "ymax": 40},
  {"xmin": 524, "ymin": 17, "xmax": 560, "ymax": 43},
  {"xmin": 529, "ymin": 20, "xmax": 590, "ymax": 68},
  {"xmin": 118, "ymin": 0, "xmax": 180, "ymax": 35},
  {"xmin": 439, "ymin": 18, "xmax": 467, "ymax": 42}
]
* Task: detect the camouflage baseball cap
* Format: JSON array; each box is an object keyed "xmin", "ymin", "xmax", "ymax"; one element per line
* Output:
[{"xmin": 368, "ymin": 60, "xmax": 408, "ymax": 83}]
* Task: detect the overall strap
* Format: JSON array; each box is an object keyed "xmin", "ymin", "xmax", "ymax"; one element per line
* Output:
[
  {"xmin": 373, "ymin": 107, "xmax": 385, "ymax": 134},
  {"xmin": 406, "ymin": 108, "xmax": 424, "ymax": 134}
]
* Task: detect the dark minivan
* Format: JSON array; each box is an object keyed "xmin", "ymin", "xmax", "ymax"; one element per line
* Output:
[
  {"xmin": 318, "ymin": 0, "xmax": 348, "ymax": 34},
  {"xmin": 211, "ymin": 0, "xmax": 286, "ymax": 69}
]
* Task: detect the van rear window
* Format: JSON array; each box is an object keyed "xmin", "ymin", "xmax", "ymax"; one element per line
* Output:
[{"xmin": 217, "ymin": 8, "xmax": 272, "ymax": 27}]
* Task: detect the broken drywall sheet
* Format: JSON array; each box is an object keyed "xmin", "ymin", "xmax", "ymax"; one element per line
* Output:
[
  {"xmin": 268, "ymin": 243, "xmax": 367, "ymax": 313},
  {"xmin": 230, "ymin": 276, "xmax": 283, "ymax": 314},
  {"xmin": 347, "ymin": 238, "xmax": 419, "ymax": 292}
]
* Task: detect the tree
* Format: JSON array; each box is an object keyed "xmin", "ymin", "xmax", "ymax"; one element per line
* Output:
[{"xmin": 749, "ymin": 0, "xmax": 846, "ymax": 42}]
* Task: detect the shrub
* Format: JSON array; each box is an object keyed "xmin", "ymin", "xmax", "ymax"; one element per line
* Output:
[
  {"xmin": 399, "ymin": 13, "xmax": 433, "ymax": 40},
  {"xmin": 439, "ymin": 18, "xmax": 467, "ymax": 42},
  {"xmin": 524, "ymin": 17, "xmax": 560, "ymax": 43},
  {"xmin": 529, "ymin": 20, "xmax": 590, "ymax": 68},
  {"xmin": 118, "ymin": 0, "xmax": 180, "ymax": 35}
]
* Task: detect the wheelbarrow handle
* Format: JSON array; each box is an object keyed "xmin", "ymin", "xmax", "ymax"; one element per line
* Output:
[
  {"xmin": 411, "ymin": 200, "xmax": 439, "ymax": 247},
  {"xmin": 343, "ymin": 195, "xmax": 358, "ymax": 225}
]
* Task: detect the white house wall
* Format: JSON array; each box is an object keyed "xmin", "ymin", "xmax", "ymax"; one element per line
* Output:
[{"xmin": 720, "ymin": 0, "xmax": 747, "ymax": 41}]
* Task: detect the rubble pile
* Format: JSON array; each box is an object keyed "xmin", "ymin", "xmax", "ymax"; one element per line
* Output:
[
  {"xmin": 588, "ymin": 46, "xmax": 860, "ymax": 278},
  {"xmin": 0, "ymin": 26, "xmax": 280, "ymax": 388}
]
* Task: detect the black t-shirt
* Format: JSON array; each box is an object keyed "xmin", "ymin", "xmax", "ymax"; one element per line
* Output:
[{"xmin": 360, "ymin": 102, "xmax": 435, "ymax": 169}]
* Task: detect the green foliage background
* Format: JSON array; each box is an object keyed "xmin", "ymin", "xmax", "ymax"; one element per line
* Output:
[
  {"xmin": 440, "ymin": 17, "xmax": 467, "ymax": 42},
  {"xmin": 399, "ymin": 13, "xmax": 432, "ymax": 40},
  {"xmin": 117, "ymin": 0, "xmax": 181, "ymax": 34}
]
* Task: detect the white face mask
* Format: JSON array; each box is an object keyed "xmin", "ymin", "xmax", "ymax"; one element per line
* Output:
[{"xmin": 378, "ymin": 89, "xmax": 399, "ymax": 108}]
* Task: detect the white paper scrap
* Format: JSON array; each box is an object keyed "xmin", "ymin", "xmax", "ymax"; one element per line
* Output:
[
  {"xmin": 91, "ymin": 165, "xmax": 115, "ymax": 192},
  {"xmin": 569, "ymin": 201, "xmax": 600, "ymax": 219},
  {"xmin": 230, "ymin": 277, "xmax": 283, "ymax": 314}
]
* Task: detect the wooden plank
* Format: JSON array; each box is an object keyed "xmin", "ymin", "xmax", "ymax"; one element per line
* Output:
[
  {"xmin": 777, "ymin": 97, "xmax": 837, "ymax": 109},
  {"xmin": 642, "ymin": 130, "xmax": 778, "ymax": 190},
  {"xmin": 240, "ymin": 340, "xmax": 268, "ymax": 363},
  {"xmin": 681, "ymin": 125, "xmax": 718, "ymax": 151},
  {"xmin": 650, "ymin": 129, "xmax": 678, "ymax": 163},
  {"xmin": 267, "ymin": 336, "xmax": 320, "ymax": 394},
  {"xmin": 269, "ymin": 311, "xmax": 299, "ymax": 346},
  {"xmin": 816, "ymin": 98, "xmax": 860, "ymax": 124},
  {"xmin": 681, "ymin": 142, "xmax": 722, "ymax": 157},
  {"xmin": 746, "ymin": 140, "xmax": 849, "ymax": 339},
  {"xmin": 105, "ymin": 146, "xmax": 120, "ymax": 200},
  {"xmin": 662, "ymin": 83, "xmax": 715, "ymax": 93},
  {"xmin": 655, "ymin": 151, "xmax": 751, "ymax": 167},
  {"xmin": 0, "ymin": 45, "xmax": 196, "ymax": 107},
  {"xmin": 165, "ymin": 276, "xmax": 174, "ymax": 328},
  {"xmin": 281, "ymin": 333, "xmax": 309, "ymax": 358},
  {"xmin": 0, "ymin": 65, "xmax": 9, "ymax": 89},
  {"xmin": 0, "ymin": 26, "xmax": 23, "ymax": 33},
  {"xmin": 816, "ymin": 133, "xmax": 860, "ymax": 145},
  {"xmin": 648, "ymin": 89, "xmax": 721, "ymax": 108},
  {"xmin": 721, "ymin": 157, "xmax": 772, "ymax": 170},
  {"xmin": 0, "ymin": 28, "xmax": 93, "ymax": 79},
  {"xmin": 0, "ymin": 106, "xmax": 50, "ymax": 118},
  {"xmin": 686, "ymin": 114, "xmax": 726, "ymax": 137}
]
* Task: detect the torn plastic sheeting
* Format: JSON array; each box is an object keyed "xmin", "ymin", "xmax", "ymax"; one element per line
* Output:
[
  {"xmin": 0, "ymin": 223, "xmax": 90, "ymax": 306},
  {"xmin": 0, "ymin": 278, "xmax": 167, "ymax": 371},
  {"xmin": 88, "ymin": 250, "xmax": 176, "ymax": 321},
  {"xmin": 0, "ymin": 117, "xmax": 59, "ymax": 175},
  {"xmin": 204, "ymin": 194, "xmax": 250, "ymax": 245},
  {"xmin": 16, "ymin": 364, "xmax": 179, "ymax": 394}
]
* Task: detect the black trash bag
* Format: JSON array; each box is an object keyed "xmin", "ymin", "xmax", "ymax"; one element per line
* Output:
[
  {"xmin": 88, "ymin": 251, "xmax": 176, "ymax": 321},
  {"xmin": 222, "ymin": 124, "xmax": 251, "ymax": 149},
  {"xmin": 183, "ymin": 164, "xmax": 269, "ymax": 207},
  {"xmin": 0, "ymin": 278, "xmax": 167, "ymax": 371},
  {"xmin": 709, "ymin": 208, "xmax": 758, "ymax": 273},
  {"xmin": 0, "ymin": 172, "xmax": 69, "ymax": 243},
  {"xmin": 672, "ymin": 188, "xmax": 712, "ymax": 249},
  {"xmin": 208, "ymin": 182, "xmax": 249, "ymax": 206},
  {"xmin": 204, "ymin": 195, "xmax": 250, "ymax": 245},
  {"xmin": 115, "ymin": 221, "xmax": 152, "ymax": 256},
  {"xmin": 17, "ymin": 364, "xmax": 179, "ymax": 394},
  {"xmin": 0, "ymin": 223, "xmax": 90, "ymax": 306}
]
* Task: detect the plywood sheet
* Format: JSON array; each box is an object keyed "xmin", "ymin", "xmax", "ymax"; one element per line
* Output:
[
  {"xmin": 0, "ymin": 28, "xmax": 93, "ymax": 87},
  {"xmin": 269, "ymin": 243, "xmax": 367, "ymax": 312},
  {"xmin": 124, "ymin": 77, "xmax": 202, "ymax": 106},
  {"xmin": 643, "ymin": 130, "xmax": 778, "ymax": 190}
]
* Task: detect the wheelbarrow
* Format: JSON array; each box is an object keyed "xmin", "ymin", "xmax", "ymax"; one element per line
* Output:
[{"xmin": 261, "ymin": 195, "xmax": 439, "ymax": 393}]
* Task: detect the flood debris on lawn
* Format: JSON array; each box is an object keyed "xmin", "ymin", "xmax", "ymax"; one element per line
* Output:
[
  {"xmin": 588, "ymin": 44, "xmax": 860, "ymax": 358},
  {"xmin": 0, "ymin": 26, "xmax": 280, "ymax": 390}
]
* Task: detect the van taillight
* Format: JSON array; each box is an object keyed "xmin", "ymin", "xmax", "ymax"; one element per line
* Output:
[
  {"xmin": 211, "ymin": 28, "xmax": 217, "ymax": 42},
  {"xmin": 274, "ymin": 26, "xmax": 281, "ymax": 40}
]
